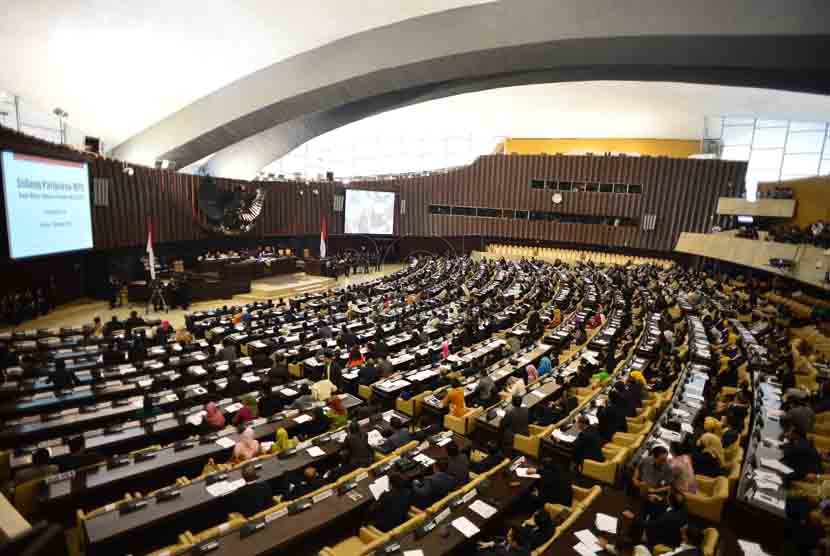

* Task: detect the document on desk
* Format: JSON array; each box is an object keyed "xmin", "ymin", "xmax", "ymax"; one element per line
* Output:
[
  {"xmin": 186, "ymin": 411, "xmax": 206, "ymax": 426},
  {"xmin": 760, "ymin": 458, "xmax": 793, "ymax": 475},
  {"xmin": 469, "ymin": 499, "xmax": 498, "ymax": 519},
  {"xmin": 206, "ymin": 481, "xmax": 235, "ymax": 497},
  {"xmin": 738, "ymin": 539, "xmax": 771, "ymax": 556},
  {"xmin": 574, "ymin": 542, "xmax": 600, "ymax": 556},
  {"xmin": 367, "ymin": 429, "xmax": 385, "ymax": 447},
  {"xmin": 552, "ymin": 429, "xmax": 576, "ymax": 443},
  {"xmin": 574, "ymin": 529, "xmax": 601, "ymax": 550},
  {"xmin": 369, "ymin": 475, "xmax": 390, "ymax": 500},
  {"xmin": 293, "ymin": 414, "xmax": 313, "ymax": 424},
  {"xmin": 753, "ymin": 491, "xmax": 786, "ymax": 510},
  {"xmin": 403, "ymin": 551, "xmax": 424, "ymax": 556},
  {"xmin": 215, "ymin": 437, "xmax": 236, "ymax": 449},
  {"xmin": 515, "ymin": 467, "xmax": 541, "ymax": 479},
  {"xmin": 281, "ymin": 388, "xmax": 298, "ymax": 396},
  {"xmin": 225, "ymin": 402, "xmax": 243, "ymax": 413},
  {"xmin": 595, "ymin": 513, "xmax": 618, "ymax": 533},
  {"xmin": 307, "ymin": 446, "xmax": 326, "ymax": 457},
  {"xmin": 451, "ymin": 516, "xmax": 480, "ymax": 538}
]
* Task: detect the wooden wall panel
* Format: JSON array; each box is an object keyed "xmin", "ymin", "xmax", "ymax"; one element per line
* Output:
[{"xmin": 0, "ymin": 128, "xmax": 745, "ymax": 256}]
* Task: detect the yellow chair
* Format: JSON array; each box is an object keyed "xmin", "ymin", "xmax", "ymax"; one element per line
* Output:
[
  {"xmin": 358, "ymin": 384, "xmax": 373, "ymax": 402},
  {"xmin": 289, "ymin": 362, "xmax": 303, "ymax": 378},
  {"xmin": 0, "ymin": 451, "xmax": 10, "ymax": 484},
  {"xmin": 396, "ymin": 390, "xmax": 432, "ymax": 417},
  {"xmin": 513, "ymin": 432, "xmax": 542, "ymax": 458},
  {"xmin": 685, "ymin": 476, "xmax": 729, "ymax": 522},
  {"xmin": 12, "ymin": 479, "xmax": 44, "ymax": 519},
  {"xmin": 319, "ymin": 526, "xmax": 389, "ymax": 556},
  {"xmin": 582, "ymin": 444, "xmax": 629, "ymax": 485},
  {"xmin": 443, "ymin": 406, "xmax": 483, "ymax": 436}
]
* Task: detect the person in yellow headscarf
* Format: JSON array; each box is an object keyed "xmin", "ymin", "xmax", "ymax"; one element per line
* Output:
[
  {"xmin": 627, "ymin": 371, "xmax": 647, "ymax": 401},
  {"xmin": 694, "ymin": 432, "xmax": 726, "ymax": 477},
  {"xmin": 703, "ymin": 416, "xmax": 723, "ymax": 436},
  {"xmin": 271, "ymin": 427, "xmax": 298, "ymax": 454}
]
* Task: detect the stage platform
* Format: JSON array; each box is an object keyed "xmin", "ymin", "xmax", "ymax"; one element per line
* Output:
[{"xmin": 235, "ymin": 272, "xmax": 337, "ymax": 302}]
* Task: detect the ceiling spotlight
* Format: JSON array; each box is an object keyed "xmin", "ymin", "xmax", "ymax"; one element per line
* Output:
[{"xmin": 53, "ymin": 107, "xmax": 68, "ymax": 118}]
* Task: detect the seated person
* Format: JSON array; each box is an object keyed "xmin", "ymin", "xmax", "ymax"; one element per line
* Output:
[
  {"xmin": 597, "ymin": 391, "xmax": 627, "ymax": 442},
  {"xmin": 358, "ymin": 361, "xmax": 381, "ymax": 386},
  {"xmin": 346, "ymin": 345, "xmax": 365, "ymax": 368},
  {"xmin": 524, "ymin": 509, "xmax": 556, "ymax": 550},
  {"xmin": 290, "ymin": 385, "xmax": 315, "ymax": 410},
  {"xmin": 14, "ymin": 448, "xmax": 58, "ymax": 487},
  {"xmin": 382, "ymin": 417, "xmax": 411, "ymax": 452},
  {"xmin": 268, "ymin": 355, "xmax": 290, "ymax": 385},
  {"xmin": 442, "ymin": 381, "xmax": 468, "ymax": 418},
  {"xmin": 502, "ymin": 376, "xmax": 526, "ymax": 399},
  {"xmin": 271, "ymin": 427, "xmax": 298, "ymax": 454},
  {"xmin": 232, "ymin": 427, "xmax": 261, "ymax": 462},
  {"xmin": 230, "ymin": 464, "xmax": 273, "ymax": 518},
  {"xmin": 370, "ymin": 472, "xmax": 412, "ymax": 532},
  {"xmin": 413, "ymin": 459, "xmax": 455, "ymax": 508},
  {"xmin": 534, "ymin": 458, "xmax": 573, "ymax": 507},
  {"xmin": 501, "ymin": 394, "xmax": 529, "ymax": 446},
  {"xmin": 301, "ymin": 407, "xmax": 332, "ymax": 437},
  {"xmin": 49, "ymin": 359, "xmax": 77, "ymax": 390},
  {"xmin": 692, "ymin": 432, "xmax": 726, "ymax": 477},
  {"xmin": 346, "ymin": 421, "xmax": 373, "ymax": 467},
  {"xmin": 291, "ymin": 466, "xmax": 323, "ymax": 499},
  {"xmin": 625, "ymin": 490, "xmax": 689, "ymax": 548},
  {"xmin": 257, "ymin": 384, "xmax": 282, "ymax": 418},
  {"xmin": 327, "ymin": 396, "xmax": 348, "ymax": 428},
  {"xmin": 446, "ymin": 441, "xmax": 470, "ymax": 485},
  {"xmin": 571, "ymin": 415, "xmax": 604, "ymax": 469},
  {"xmin": 202, "ymin": 402, "xmax": 226, "ymax": 431},
  {"xmin": 782, "ymin": 424, "xmax": 822, "ymax": 481},
  {"xmin": 669, "ymin": 440, "xmax": 698, "ymax": 494},
  {"xmin": 599, "ymin": 523, "xmax": 704, "ymax": 556},
  {"xmin": 60, "ymin": 436, "xmax": 104, "ymax": 472},
  {"xmin": 476, "ymin": 525, "xmax": 533, "ymax": 556},
  {"xmin": 233, "ymin": 395, "xmax": 259, "ymax": 426},
  {"xmin": 471, "ymin": 441, "xmax": 504, "ymax": 474},
  {"xmin": 475, "ymin": 368, "xmax": 497, "ymax": 407}
]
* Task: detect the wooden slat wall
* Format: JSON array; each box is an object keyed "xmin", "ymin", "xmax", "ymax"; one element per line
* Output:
[{"xmin": 0, "ymin": 127, "xmax": 745, "ymax": 254}]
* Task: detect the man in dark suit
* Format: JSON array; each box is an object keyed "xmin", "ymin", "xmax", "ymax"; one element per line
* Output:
[
  {"xmin": 597, "ymin": 391, "xmax": 627, "ymax": 442},
  {"xmin": 413, "ymin": 459, "xmax": 455, "ymax": 508},
  {"xmin": 230, "ymin": 465, "xmax": 273, "ymax": 517},
  {"xmin": 782, "ymin": 424, "xmax": 822, "ymax": 481},
  {"xmin": 571, "ymin": 415, "xmax": 604, "ymax": 468},
  {"xmin": 382, "ymin": 417, "xmax": 411, "ymax": 452},
  {"xmin": 501, "ymin": 395, "xmax": 529, "ymax": 447},
  {"xmin": 340, "ymin": 327, "xmax": 358, "ymax": 349},
  {"xmin": 446, "ymin": 440, "xmax": 470, "ymax": 485},
  {"xmin": 370, "ymin": 472, "xmax": 412, "ymax": 532}
]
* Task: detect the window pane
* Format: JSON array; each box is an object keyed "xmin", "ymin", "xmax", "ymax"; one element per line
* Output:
[
  {"xmin": 820, "ymin": 159, "xmax": 830, "ymax": 176},
  {"xmin": 748, "ymin": 148, "xmax": 783, "ymax": 172},
  {"xmin": 722, "ymin": 145, "xmax": 751, "ymax": 161},
  {"xmin": 781, "ymin": 153, "xmax": 821, "ymax": 176},
  {"xmin": 752, "ymin": 127, "xmax": 787, "ymax": 149},
  {"xmin": 722, "ymin": 125, "xmax": 754, "ymax": 146},
  {"xmin": 789, "ymin": 121, "xmax": 826, "ymax": 132},
  {"xmin": 756, "ymin": 120, "xmax": 789, "ymax": 128},
  {"xmin": 724, "ymin": 117, "xmax": 756, "ymax": 126},
  {"xmin": 785, "ymin": 130, "xmax": 824, "ymax": 154},
  {"xmin": 704, "ymin": 116, "xmax": 723, "ymax": 140}
]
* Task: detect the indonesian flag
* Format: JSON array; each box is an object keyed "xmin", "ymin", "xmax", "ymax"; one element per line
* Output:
[
  {"xmin": 320, "ymin": 216, "xmax": 327, "ymax": 259},
  {"xmin": 146, "ymin": 222, "xmax": 156, "ymax": 280}
]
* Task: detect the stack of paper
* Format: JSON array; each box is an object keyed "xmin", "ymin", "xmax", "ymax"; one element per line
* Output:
[
  {"xmin": 515, "ymin": 467, "xmax": 541, "ymax": 479},
  {"xmin": 293, "ymin": 414, "xmax": 313, "ymax": 424},
  {"xmin": 759, "ymin": 458, "xmax": 793, "ymax": 475},
  {"xmin": 469, "ymin": 499, "xmax": 498, "ymax": 519},
  {"xmin": 573, "ymin": 530, "xmax": 603, "ymax": 555},
  {"xmin": 215, "ymin": 437, "xmax": 236, "ymax": 449},
  {"xmin": 369, "ymin": 475, "xmax": 390, "ymax": 500},
  {"xmin": 595, "ymin": 513, "xmax": 618, "ymax": 533},
  {"xmin": 738, "ymin": 540, "xmax": 771, "ymax": 556},
  {"xmin": 451, "ymin": 516, "xmax": 480, "ymax": 538},
  {"xmin": 307, "ymin": 446, "xmax": 326, "ymax": 457},
  {"xmin": 552, "ymin": 429, "xmax": 576, "ymax": 443},
  {"xmin": 367, "ymin": 430, "xmax": 385, "ymax": 447}
]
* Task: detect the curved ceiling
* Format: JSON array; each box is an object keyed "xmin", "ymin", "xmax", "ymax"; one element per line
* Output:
[
  {"xmin": 0, "ymin": 0, "xmax": 491, "ymax": 148},
  {"xmin": 3, "ymin": 1, "xmax": 830, "ymax": 180},
  {"xmin": 259, "ymin": 81, "xmax": 830, "ymax": 180}
]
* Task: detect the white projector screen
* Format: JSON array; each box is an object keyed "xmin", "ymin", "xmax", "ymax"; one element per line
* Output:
[
  {"xmin": 344, "ymin": 189, "xmax": 395, "ymax": 235},
  {"xmin": 2, "ymin": 151, "xmax": 94, "ymax": 259}
]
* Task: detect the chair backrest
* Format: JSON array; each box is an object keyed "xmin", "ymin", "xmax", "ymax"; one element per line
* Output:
[{"xmin": 13, "ymin": 479, "xmax": 44, "ymax": 518}]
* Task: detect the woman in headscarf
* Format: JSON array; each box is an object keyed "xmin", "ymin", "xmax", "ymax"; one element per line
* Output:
[
  {"xmin": 441, "ymin": 340, "xmax": 450, "ymax": 360},
  {"xmin": 233, "ymin": 394, "xmax": 259, "ymax": 426},
  {"xmin": 232, "ymin": 427, "xmax": 260, "ymax": 461},
  {"xmin": 327, "ymin": 396, "xmax": 348, "ymax": 428},
  {"xmin": 537, "ymin": 356, "xmax": 553, "ymax": 376},
  {"xmin": 627, "ymin": 370, "xmax": 647, "ymax": 402},
  {"xmin": 703, "ymin": 416, "xmax": 723, "ymax": 436},
  {"xmin": 271, "ymin": 427, "xmax": 298, "ymax": 454},
  {"xmin": 204, "ymin": 402, "xmax": 226, "ymax": 430},
  {"xmin": 526, "ymin": 364, "xmax": 539, "ymax": 383},
  {"xmin": 694, "ymin": 432, "xmax": 726, "ymax": 477},
  {"xmin": 346, "ymin": 346, "xmax": 365, "ymax": 368}
]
